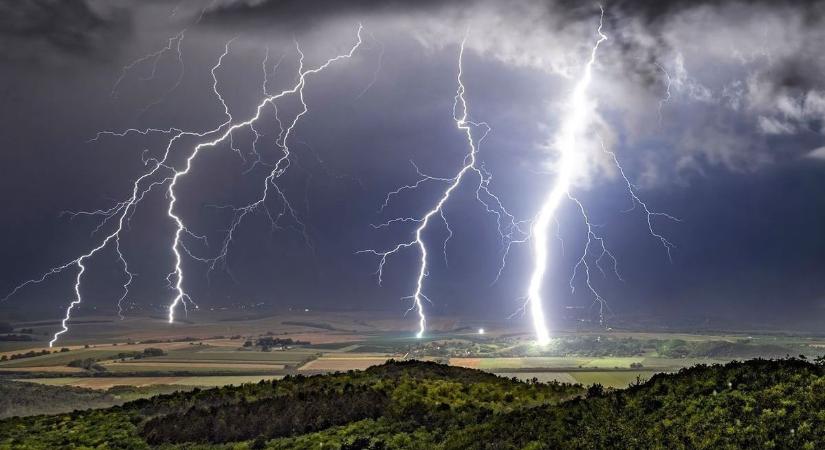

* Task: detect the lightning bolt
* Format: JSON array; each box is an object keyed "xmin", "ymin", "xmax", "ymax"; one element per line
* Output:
[
  {"xmin": 360, "ymin": 32, "xmax": 527, "ymax": 338},
  {"xmin": 140, "ymin": 26, "xmax": 364, "ymax": 324},
  {"xmin": 2, "ymin": 25, "xmax": 365, "ymax": 346},
  {"xmin": 524, "ymin": 8, "xmax": 608, "ymax": 345},
  {"xmin": 525, "ymin": 6, "xmax": 678, "ymax": 345},
  {"xmin": 191, "ymin": 28, "xmax": 366, "ymax": 279}
]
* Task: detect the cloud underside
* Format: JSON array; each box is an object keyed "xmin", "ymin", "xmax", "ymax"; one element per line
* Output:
[
  {"xmin": 195, "ymin": 0, "xmax": 825, "ymax": 182},
  {"xmin": 0, "ymin": 0, "xmax": 129, "ymax": 62},
  {"xmin": 5, "ymin": 0, "xmax": 825, "ymax": 182}
]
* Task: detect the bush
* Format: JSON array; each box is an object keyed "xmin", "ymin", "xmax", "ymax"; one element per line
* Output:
[
  {"xmin": 67, "ymin": 358, "xmax": 106, "ymax": 372},
  {"xmin": 586, "ymin": 383, "xmax": 605, "ymax": 398},
  {"xmin": 141, "ymin": 348, "xmax": 166, "ymax": 357},
  {"xmin": 9, "ymin": 350, "xmax": 50, "ymax": 360}
]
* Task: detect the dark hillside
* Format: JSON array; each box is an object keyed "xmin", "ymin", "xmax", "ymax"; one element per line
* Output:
[
  {"xmin": 0, "ymin": 380, "xmax": 187, "ymax": 419},
  {"xmin": 2, "ymin": 359, "xmax": 824, "ymax": 449},
  {"xmin": 442, "ymin": 358, "xmax": 825, "ymax": 449}
]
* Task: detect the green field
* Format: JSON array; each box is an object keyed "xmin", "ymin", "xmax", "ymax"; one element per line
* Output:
[
  {"xmin": 452, "ymin": 356, "xmax": 649, "ymax": 370},
  {"xmin": 508, "ymin": 370, "xmax": 658, "ymax": 388},
  {"xmin": 0, "ymin": 349, "xmax": 142, "ymax": 368}
]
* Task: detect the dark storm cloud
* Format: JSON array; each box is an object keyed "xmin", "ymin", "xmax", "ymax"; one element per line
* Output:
[
  {"xmin": 200, "ymin": 0, "xmax": 467, "ymax": 27},
  {"xmin": 198, "ymin": 0, "xmax": 825, "ymax": 135},
  {"xmin": 202, "ymin": 0, "xmax": 824, "ymax": 24},
  {"xmin": 0, "ymin": 0, "xmax": 130, "ymax": 62},
  {"xmin": 604, "ymin": 0, "xmax": 824, "ymax": 23}
]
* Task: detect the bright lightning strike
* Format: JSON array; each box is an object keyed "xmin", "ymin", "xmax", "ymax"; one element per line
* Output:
[
  {"xmin": 360, "ymin": 33, "xmax": 526, "ymax": 339},
  {"xmin": 525, "ymin": 7, "xmax": 678, "ymax": 345},
  {"xmin": 524, "ymin": 8, "xmax": 608, "ymax": 345},
  {"xmin": 2, "ymin": 25, "xmax": 365, "ymax": 346}
]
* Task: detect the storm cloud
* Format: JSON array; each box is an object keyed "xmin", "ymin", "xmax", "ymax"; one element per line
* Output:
[{"xmin": 0, "ymin": 0, "xmax": 130, "ymax": 63}]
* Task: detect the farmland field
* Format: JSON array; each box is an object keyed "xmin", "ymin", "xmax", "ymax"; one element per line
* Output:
[
  {"xmin": 0, "ymin": 366, "xmax": 85, "ymax": 373},
  {"xmin": 100, "ymin": 362, "xmax": 286, "ymax": 373},
  {"xmin": 4, "ymin": 312, "xmax": 824, "ymax": 392},
  {"xmin": 450, "ymin": 356, "xmax": 647, "ymax": 370},
  {"xmin": 506, "ymin": 371, "xmax": 657, "ymax": 388},
  {"xmin": 20, "ymin": 375, "xmax": 284, "ymax": 389},
  {"xmin": 571, "ymin": 371, "xmax": 656, "ymax": 387}
]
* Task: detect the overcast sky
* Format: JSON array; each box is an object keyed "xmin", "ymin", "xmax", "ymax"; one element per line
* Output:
[{"xmin": 1, "ymin": 0, "xmax": 825, "ymax": 332}]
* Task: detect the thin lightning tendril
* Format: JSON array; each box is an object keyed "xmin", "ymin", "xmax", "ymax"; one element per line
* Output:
[
  {"xmin": 111, "ymin": 31, "xmax": 185, "ymax": 99},
  {"xmin": 655, "ymin": 62, "xmax": 672, "ymax": 124},
  {"xmin": 112, "ymin": 30, "xmax": 187, "ymax": 120}
]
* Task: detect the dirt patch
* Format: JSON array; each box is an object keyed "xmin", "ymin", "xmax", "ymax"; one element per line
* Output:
[{"xmin": 103, "ymin": 361, "xmax": 286, "ymax": 370}]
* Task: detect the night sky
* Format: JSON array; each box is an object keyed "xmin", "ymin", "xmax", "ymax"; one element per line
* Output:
[{"xmin": 1, "ymin": 0, "xmax": 825, "ymax": 331}]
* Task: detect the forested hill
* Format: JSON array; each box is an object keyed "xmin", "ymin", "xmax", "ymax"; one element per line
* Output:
[{"xmin": 2, "ymin": 358, "xmax": 825, "ymax": 449}]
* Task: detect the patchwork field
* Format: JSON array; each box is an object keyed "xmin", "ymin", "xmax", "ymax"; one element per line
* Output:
[
  {"xmin": 3, "ymin": 312, "xmax": 824, "ymax": 392},
  {"xmin": 0, "ymin": 342, "xmax": 204, "ymax": 366}
]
